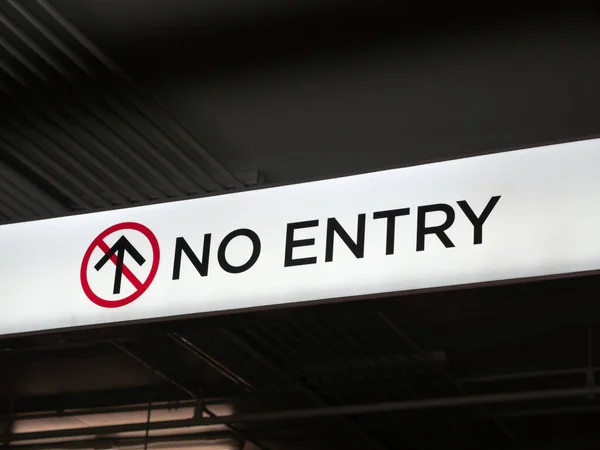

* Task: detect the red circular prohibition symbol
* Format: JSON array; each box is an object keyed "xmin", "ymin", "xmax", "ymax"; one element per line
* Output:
[{"xmin": 80, "ymin": 222, "xmax": 160, "ymax": 308}]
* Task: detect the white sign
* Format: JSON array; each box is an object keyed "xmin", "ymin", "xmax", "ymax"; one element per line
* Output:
[{"xmin": 1, "ymin": 138, "xmax": 600, "ymax": 336}]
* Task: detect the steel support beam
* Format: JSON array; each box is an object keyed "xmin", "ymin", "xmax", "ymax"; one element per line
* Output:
[
  {"xmin": 5, "ymin": 430, "xmax": 236, "ymax": 450},
  {"xmin": 111, "ymin": 340, "xmax": 268, "ymax": 450},
  {"xmin": 0, "ymin": 397, "xmax": 14, "ymax": 448},
  {"xmin": 169, "ymin": 333, "xmax": 253, "ymax": 392},
  {"xmin": 9, "ymin": 385, "xmax": 600, "ymax": 442},
  {"xmin": 9, "ymin": 398, "xmax": 232, "ymax": 421}
]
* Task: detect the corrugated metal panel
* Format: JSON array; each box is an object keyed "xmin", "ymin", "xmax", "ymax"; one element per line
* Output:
[
  {"xmin": 0, "ymin": 159, "xmax": 68, "ymax": 222},
  {"xmin": 0, "ymin": 0, "xmax": 244, "ymax": 223}
]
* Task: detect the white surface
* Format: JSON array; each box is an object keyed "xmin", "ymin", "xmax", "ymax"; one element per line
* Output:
[{"xmin": 1, "ymin": 138, "xmax": 600, "ymax": 336}]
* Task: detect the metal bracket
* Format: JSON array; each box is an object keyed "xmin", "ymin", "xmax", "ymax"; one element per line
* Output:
[
  {"xmin": 586, "ymin": 329, "xmax": 595, "ymax": 400},
  {"xmin": 192, "ymin": 397, "xmax": 206, "ymax": 420},
  {"xmin": 234, "ymin": 169, "xmax": 266, "ymax": 187}
]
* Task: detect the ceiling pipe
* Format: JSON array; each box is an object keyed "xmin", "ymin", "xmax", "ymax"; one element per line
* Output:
[
  {"xmin": 459, "ymin": 367, "xmax": 597, "ymax": 384},
  {"xmin": 10, "ymin": 385, "xmax": 600, "ymax": 442},
  {"xmin": 494, "ymin": 404, "xmax": 600, "ymax": 419}
]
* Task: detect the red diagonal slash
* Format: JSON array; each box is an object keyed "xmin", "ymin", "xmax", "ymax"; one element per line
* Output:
[{"xmin": 97, "ymin": 240, "xmax": 143, "ymax": 290}]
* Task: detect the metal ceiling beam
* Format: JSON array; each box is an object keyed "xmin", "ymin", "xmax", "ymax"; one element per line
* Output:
[
  {"xmin": 111, "ymin": 340, "xmax": 268, "ymax": 450},
  {"xmin": 5, "ymin": 429, "xmax": 236, "ymax": 450},
  {"xmin": 8, "ymin": 398, "xmax": 235, "ymax": 421},
  {"xmin": 10, "ymin": 385, "xmax": 600, "ymax": 442},
  {"xmin": 169, "ymin": 333, "xmax": 253, "ymax": 392},
  {"xmin": 111, "ymin": 340, "xmax": 198, "ymax": 400}
]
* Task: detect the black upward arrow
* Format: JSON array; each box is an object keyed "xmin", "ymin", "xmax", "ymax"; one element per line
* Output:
[{"xmin": 95, "ymin": 235, "xmax": 146, "ymax": 295}]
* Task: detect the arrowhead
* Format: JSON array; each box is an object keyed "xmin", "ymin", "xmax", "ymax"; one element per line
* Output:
[
  {"xmin": 119, "ymin": 236, "xmax": 146, "ymax": 267},
  {"xmin": 94, "ymin": 235, "xmax": 146, "ymax": 271}
]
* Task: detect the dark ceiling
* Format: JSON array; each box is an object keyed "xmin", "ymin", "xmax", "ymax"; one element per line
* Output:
[
  {"xmin": 1, "ymin": 1, "xmax": 600, "ymax": 449},
  {"xmin": 3, "ymin": 275, "xmax": 600, "ymax": 449}
]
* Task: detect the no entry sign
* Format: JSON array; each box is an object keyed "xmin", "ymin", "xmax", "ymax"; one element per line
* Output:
[
  {"xmin": 2, "ymin": 138, "xmax": 600, "ymax": 336},
  {"xmin": 80, "ymin": 222, "xmax": 160, "ymax": 308}
]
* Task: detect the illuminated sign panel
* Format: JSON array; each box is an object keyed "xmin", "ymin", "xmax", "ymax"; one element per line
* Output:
[{"xmin": 1, "ymin": 138, "xmax": 599, "ymax": 336}]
